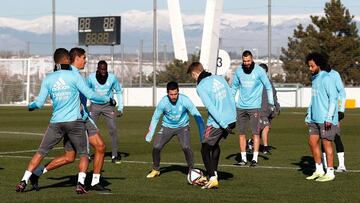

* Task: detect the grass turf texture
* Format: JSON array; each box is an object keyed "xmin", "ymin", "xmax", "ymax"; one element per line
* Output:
[{"xmin": 1, "ymin": 106, "xmax": 360, "ymax": 202}]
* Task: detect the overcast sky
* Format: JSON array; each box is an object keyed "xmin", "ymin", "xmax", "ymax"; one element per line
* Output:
[{"xmin": 1, "ymin": 0, "xmax": 360, "ymax": 19}]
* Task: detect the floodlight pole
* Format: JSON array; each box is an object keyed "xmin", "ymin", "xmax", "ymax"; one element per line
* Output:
[
  {"xmin": 268, "ymin": 0, "xmax": 272, "ymax": 77},
  {"xmin": 153, "ymin": 0, "xmax": 158, "ymax": 106}
]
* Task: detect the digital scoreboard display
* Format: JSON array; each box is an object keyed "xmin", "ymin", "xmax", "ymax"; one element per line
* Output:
[{"xmin": 78, "ymin": 16, "xmax": 121, "ymax": 46}]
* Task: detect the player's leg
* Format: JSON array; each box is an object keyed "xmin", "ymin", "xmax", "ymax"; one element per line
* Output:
[
  {"xmin": 85, "ymin": 118, "xmax": 109, "ymax": 190},
  {"xmin": 236, "ymin": 108, "xmax": 248, "ymax": 165},
  {"xmin": 147, "ymin": 127, "xmax": 174, "ymax": 178},
  {"xmin": 102, "ymin": 104, "xmax": 120, "ymax": 162},
  {"xmin": 250, "ymin": 109, "xmax": 261, "ymax": 166},
  {"xmin": 334, "ymin": 125, "xmax": 346, "ymax": 172},
  {"xmin": 306, "ymin": 123, "xmax": 325, "ymax": 180},
  {"xmin": 316, "ymin": 124, "xmax": 336, "ymax": 182},
  {"xmin": 65, "ymin": 120, "xmax": 89, "ymax": 194},
  {"xmin": 200, "ymin": 127, "xmax": 222, "ymax": 189},
  {"xmin": 17, "ymin": 123, "xmax": 64, "ymax": 192},
  {"xmin": 176, "ymin": 126, "xmax": 194, "ymax": 170}
]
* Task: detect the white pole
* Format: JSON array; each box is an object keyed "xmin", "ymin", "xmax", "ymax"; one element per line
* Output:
[
  {"xmin": 167, "ymin": 0, "xmax": 188, "ymax": 61},
  {"xmin": 200, "ymin": 0, "xmax": 224, "ymax": 73}
]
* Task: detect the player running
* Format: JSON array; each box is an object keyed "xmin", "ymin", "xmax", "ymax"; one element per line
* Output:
[{"xmin": 15, "ymin": 48, "xmax": 110, "ymax": 194}]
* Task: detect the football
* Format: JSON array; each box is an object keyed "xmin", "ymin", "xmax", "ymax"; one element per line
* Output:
[{"xmin": 187, "ymin": 168, "xmax": 203, "ymax": 185}]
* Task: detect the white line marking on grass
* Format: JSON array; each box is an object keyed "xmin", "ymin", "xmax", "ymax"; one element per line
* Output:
[
  {"xmin": 0, "ymin": 131, "xmax": 43, "ymax": 136},
  {"xmin": 2, "ymin": 155, "xmax": 360, "ymax": 173},
  {"xmin": 0, "ymin": 147, "xmax": 62, "ymax": 155}
]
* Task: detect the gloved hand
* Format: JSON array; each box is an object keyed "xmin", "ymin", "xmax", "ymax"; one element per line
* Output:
[
  {"xmin": 338, "ymin": 112, "xmax": 344, "ymax": 121},
  {"xmin": 225, "ymin": 122, "xmax": 236, "ymax": 134},
  {"xmin": 28, "ymin": 103, "xmax": 37, "ymax": 111},
  {"xmin": 109, "ymin": 98, "xmax": 117, "ymax": 106},
  {"xmin": 117, "ymin": 110, "xmax": 123, "ymax": 117},
  {"xmin": 324, "ymin": 122, "xmax": 332, "ymax": 131}
]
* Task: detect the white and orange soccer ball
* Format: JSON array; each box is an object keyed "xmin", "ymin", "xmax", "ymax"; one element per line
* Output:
[{"xmin": 187, "ymin": 168, "xmax": 205, "ymax": 185}]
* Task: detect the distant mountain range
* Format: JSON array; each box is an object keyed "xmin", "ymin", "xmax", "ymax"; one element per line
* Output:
[{"xmin": 0, "ymin": 10, "xmax": 359, "ymax": 56}]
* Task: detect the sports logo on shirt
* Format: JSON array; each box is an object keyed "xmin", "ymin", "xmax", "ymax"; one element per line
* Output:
[
  {"xmin": 52, "ymin": 77, "xmax": 70, "ymax": 91},
  {"xmin": 213, "ymin": 79, "xmax": 226, "ymax": 99}
]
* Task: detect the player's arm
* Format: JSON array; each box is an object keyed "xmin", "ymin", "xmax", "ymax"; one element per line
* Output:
[
  {"xmin": 335, "ymin": 72, "xmax": 346, "ymax": 113},
  {"xmin": 113, "ymin": 78, "xmax": 124, "ymax": 113},
  {"xmin": 145, "ymin": 102, "xmax": 164, "ymax": 142},
  {"xmin": 259, "ymin": 70, "xmax": 274, "ymax": 105},
  {"xmin": 324, "ymin": 77, "xmax": 338, "ymax": 124},
  {"xmin": 75, "ymin": 74, "xmax": 110, "ymax": 103},
  {"xmin": 183, "ymin": 97, "xmax": 205, "ymax": 142},
  {"xmin": 197, "ymin": 89, "xmax": 227, "ymax": 129},
  {"xmin": 230, "ymin": 71, "xmax": 240, "ymax": 97},
  {"xmin": 28, "ymin": 79, "xmax": 49, "ymax": 110}
]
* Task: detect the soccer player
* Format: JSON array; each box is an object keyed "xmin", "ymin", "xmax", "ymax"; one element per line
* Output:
[
  {"xmin": 321, "ymin": 67, "xmax": 347, "ymax": 172},
  {"xmin": 187, "ymin": 62, "xmax": 236, "ymax": 189},
  {"xmin": 87, "ymin": 60, "xmax": 123, "ymax": 164},
  {"xmin": 258, "ymin": 63, "xmax": 280, "ymax": 154},
  {"xmin": 305, "ymin": 52, "xmax": 338, "ymax": 182},
  {"xmin": 231, "ymin": 50, "xmax": 274, "ymax": 167},
  {"xmin": 145, "ymin": 81, "xmax": 205, "ymax": 178},
  {"xmin": 30, "ymin": 48, "xmax": 113, "ymax": 192},
  {"xmin": 15, "ymin": 48, "xmax": 110, "ymax": 193}
]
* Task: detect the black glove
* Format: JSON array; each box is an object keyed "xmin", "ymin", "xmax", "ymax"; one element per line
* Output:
[
  {"xmin": 225, "ymin": 122, "xmax": 236, "ymax": 134},
  {"xmin": 338, "ymin": 112, "xmax": 344, "ymax": 121},
  {"xmin": 324, "ymin": 122, "xmax": 332, "ymax": 131},
  {"xmin": 109, "ymin": 98, "xmax": 117, "ymax": 106},
  {"xmin": 117, "ymin": 111, "xmax": 123, "ymax": 117}
]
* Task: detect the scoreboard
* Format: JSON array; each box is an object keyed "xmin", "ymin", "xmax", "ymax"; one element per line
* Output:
[{"xmin": 78, "ymin": 16, "xmax": 121, "ymax": 46}]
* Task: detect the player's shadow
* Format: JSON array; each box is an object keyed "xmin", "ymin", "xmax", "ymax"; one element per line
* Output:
[
  {"xmin": 37, "ymin": 172, "xmax": 124, "ymax": 191},
  {"xmin": 0, "ymin": 167, "xmax": 3, "ymax": 170},
  {"xmin": 90, "ymin": 151, "xmax": 130, "ymax": 159},
  {"xmin": 159, "ymin": 165, "xmax": 233, "ymax": 180},
  {"xmin": 225, "ymin": 145, "xmax": 276, "ymax": 164},
  {"xmin": 292, "ymin": 156, "xmax": 315, "ymax": 176},
  {"xmin": 160, "ymin": 165, "xmax": 188, "ymax": 175}
]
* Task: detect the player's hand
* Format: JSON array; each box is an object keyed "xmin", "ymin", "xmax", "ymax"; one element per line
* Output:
[
  {"xmin": 109, "ymin": 98, "xmax": 117, "ymax": 106},
  {"xmin": 117, "ymin": 110, "xmax": 123, "ymax": 117},
  {"xmin": 324, "ymin": 122, "xmax": 332, "ymax": 131},
  {"xmin": 338, "ymin": 112, "xmax": 344, "ymax": 121},
  {"xmin": 225, "ymin": 122, "xmax": 236, "ymax": 134},
  {"xmin": 145, "ymin": 133, "xmax": 152, "ymax": 143},
  {"xmin": 28, "ymin": 103, "xmax": 37, "ymax": 111}
]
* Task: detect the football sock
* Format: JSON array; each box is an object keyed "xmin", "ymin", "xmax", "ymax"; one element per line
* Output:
[
  {"xmin": 252, "ymin": 152, "xmax": 259, "ymax": 162},
  {"xmin": 334, "ymin": 134, "xmax": 344, "ymax": 152},
  {"xmin": 91, "ymin": 174, "xmax": 100, "ymax": 186},
  {"xmin": 21, "ymin": 170, "xmax": 32, "ymax": 184},
  {"xmin": 212, "ymin": 143, "xmax": 220, "ymax": 172},
  {"xmin": 315, "ymin": 163, "xmax": 325, "ymax": 174},
  {"xmin": 327, "ymin": 167, "xmax": 335, "ymax": 176},
  {"xmin": 32, "ymin": 165, "xmax": 44, "ymax": 176},
  {"xmin": 201, "ymin": 143, "xmax": 215, "ymax": 177},
  {"xmin": 337, "ymin": 152, "xmax": 345, "ymax": 167},
  {"xmin": 78, "ymin": 172, "xmax": 86, "ymax": 185},
  {"xmin": 322, "ymin": 153, "xmax": 328, "ymax": 169},
  {"xmin": 241, "ymin": 152, "xmax": 247, "ymax": 162}
]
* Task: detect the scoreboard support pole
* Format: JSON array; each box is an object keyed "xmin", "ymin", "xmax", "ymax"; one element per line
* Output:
[{"xmin": 111, "ymin": 45, "xmax": 115, "ymax": 73}]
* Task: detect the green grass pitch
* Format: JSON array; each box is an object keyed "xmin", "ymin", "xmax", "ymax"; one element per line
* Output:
[{"xmin": 1, "ymin": 106, "xmax": 360, "ymax": 202}]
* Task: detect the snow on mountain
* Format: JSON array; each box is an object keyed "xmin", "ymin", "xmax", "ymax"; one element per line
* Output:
[{"xmin": 0, "ymin": 9, "xmax": 357, "ymax": 55}]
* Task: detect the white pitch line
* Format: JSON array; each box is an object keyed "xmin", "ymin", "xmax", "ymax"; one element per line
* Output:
[
  {"xmin": 0, "ymin": 131, "xmax": 43, "ymax": 136},
  {"xmin": 0, "ymin": 147, "xmax": 62, "ymax": 155},
  {"xmin": 1, "ymin": 154, "xmax": 360, "ymax": 173}
]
